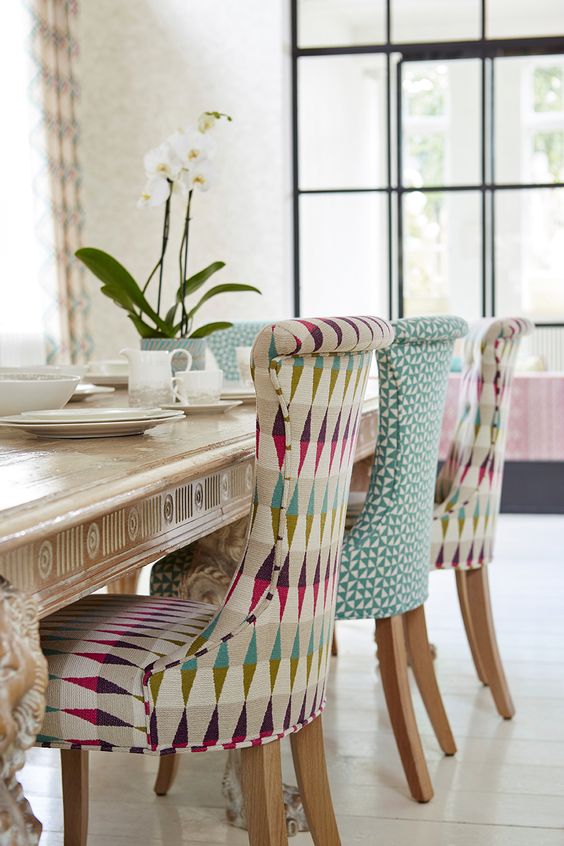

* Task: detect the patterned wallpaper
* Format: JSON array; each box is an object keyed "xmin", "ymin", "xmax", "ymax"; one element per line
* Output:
[{"xmin": 77, "ymin": 0, "xmax": 292, "ymax": 357}]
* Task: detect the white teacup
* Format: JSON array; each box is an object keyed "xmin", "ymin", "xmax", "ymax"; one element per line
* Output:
[
  {"xmin": 235, "ymin": 346, "xmax": 253, "ymax": 385},
  {"xmin": 172, "ymin": 370, "xmax": 224, "ymax": 405}
]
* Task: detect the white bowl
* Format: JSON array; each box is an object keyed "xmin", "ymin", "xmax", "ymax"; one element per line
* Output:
[
  {"xmin": 0, "ymin": 372, "xmax": 80, "ymax": 416},
  {"xmin": 0, "ymin": 364, "xmax": 88, "ymax": 379}
]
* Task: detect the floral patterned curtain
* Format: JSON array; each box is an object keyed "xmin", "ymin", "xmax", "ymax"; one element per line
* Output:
[{"xmin": 29, "ymin": 0, "xmax": 92, "ymax": 363}]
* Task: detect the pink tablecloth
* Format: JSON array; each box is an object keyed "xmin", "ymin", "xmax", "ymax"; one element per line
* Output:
[{"xmin": 439, "ymin": 373, "xmax": 564, "ymax": 461}]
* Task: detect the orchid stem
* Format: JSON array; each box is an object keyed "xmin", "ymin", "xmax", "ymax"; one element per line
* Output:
[
  {"xmin": 180, "ymin": 189, "xmax": 193, "ymax": 337},
  {"xmin": 156, "ymin": 187, "xmax": 172, "ymax": 317}
]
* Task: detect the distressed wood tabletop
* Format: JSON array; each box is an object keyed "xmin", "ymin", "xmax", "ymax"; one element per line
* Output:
[{"xmin": 0, "ymin": 390, "xmax": 378, "ymax": 616}]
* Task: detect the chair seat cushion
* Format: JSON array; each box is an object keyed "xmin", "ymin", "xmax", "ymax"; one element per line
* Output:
[{"xmin": 39, "ymin": 594, "xmax": 216, "ymax": 752}]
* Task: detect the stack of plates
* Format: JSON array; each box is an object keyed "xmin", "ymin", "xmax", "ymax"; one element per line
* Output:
[
  {"xmin": 0, "ymin": 407, "xmax": 184, "ymax": 439},
  {"xmin": 69, "ymin": 383, "xmax": 116, "ymax": 402},
  {"xmin": 221, "ymin": 382, "xmax": 255, "ymax": 403},
  {"xmin": 86, "ymin": 372, "xmax": 128, "ymax": 388}
]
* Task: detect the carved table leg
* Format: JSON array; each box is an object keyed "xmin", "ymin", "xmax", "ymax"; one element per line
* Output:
[
  {"xmin": 170, "ymin": 518, "xmax": 309, "ymax": 836},
  {"xmin": 0, "ymin": 578, "xmax": 48, "ymax": 845}
]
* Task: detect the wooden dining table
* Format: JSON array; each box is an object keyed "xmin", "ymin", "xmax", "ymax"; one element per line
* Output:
[{"xmin": 0, "ymin": 388, "xmax": 378, "ymax": 842}]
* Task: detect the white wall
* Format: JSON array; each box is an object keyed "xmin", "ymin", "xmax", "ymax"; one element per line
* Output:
[{"xmin": 78, "ymin": 0, "xmax": 292, "ymax": 358}]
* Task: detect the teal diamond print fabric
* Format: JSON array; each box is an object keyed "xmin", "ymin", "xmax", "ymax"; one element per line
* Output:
[
  {"xmin": 208, "ymin": 321, "xmax": 269, "ymax": 381},
  {"xmin": 336, "ymin": 315, "xmax": 468, "ymax": 621}
]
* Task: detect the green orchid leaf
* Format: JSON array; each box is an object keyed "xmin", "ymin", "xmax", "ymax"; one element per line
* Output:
[
  {"xmin": 127, "ymin": 313, "xmax": 168, "ymax": 339},
  {"xmin": 175, "ymin": 261, "xmax": 226, "ymax": 305},
  {"xmin": 189, "ymin": 321, "xmax": 233, "ymax": 339},
  {"xmin": 76, "ymin": 247, "xmax": 172, "ymax": 335},
  {"xmin": 100, "ymin": 285, "xmax": 135, "ymax": 312},
  {"xmin": 186, "ymin": 283, "xmax": 261, "ymax": 322},
  {"xmin": 165, "ymin": 303, "xmax": 178, "ymax": 326}
]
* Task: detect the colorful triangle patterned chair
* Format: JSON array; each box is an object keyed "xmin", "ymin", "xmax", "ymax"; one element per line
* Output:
[
  {"xmin": 431, "ymin": 316, "xmax": 534, "ymax": 720},
  {"xmin": 38, "ymin": 315, "xmax": 394, "ymax": 846},
  {"xmin": 336, "ymin": 315, "xmax": 468, "ymax": 803},
  {"xmin": 149, "ymin": 320, "xmax": 270, "ymax": 607}
]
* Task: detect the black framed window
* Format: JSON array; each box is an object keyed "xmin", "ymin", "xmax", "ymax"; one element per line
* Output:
[{"xmin": 291, "ymin": 0, "xmax": 564, "ymax": 330}]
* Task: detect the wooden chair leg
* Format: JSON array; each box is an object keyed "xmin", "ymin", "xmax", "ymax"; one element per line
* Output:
[
  {"xmin": 240, "ymin": 740, "xmax": 288, "ymax": 846},
  {"xmin": 376, "ymin": 616, "xmax": 434, "ymax": 803},
  {"xmin": 153, "ymin": 754, "xmax": 180, "ymax": 796},
  {"xmin": 61, "ymin": 749, "xmax": 88, "ymax": 846},
  {"xmin": 465, "ymin": 567, "xmax": 515, "ymax": 720},
  {"xmin": 404, "ymin": 605, "xmax": 457, "ymax": 756},
  {"xmin": 290, "ymin": 716, "xmax": 341, "ymax": 846},
  {"xmin": 456, "ymin": 569, "xmax": 489, "ymax": 685}
]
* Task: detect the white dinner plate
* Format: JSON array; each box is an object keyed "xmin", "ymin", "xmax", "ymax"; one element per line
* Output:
[
  {"xmin": 19, "ymin": 407, "xmax": 166, "ymax": 423},
  {"xmin": 68, "ymin": 383, "xmax": 116, "ymax": 402},
  {"xmin": 161, "ymin": 400, "xmax": 243, "ymax": 415},
  {"xmin": 86, "ymin": 373, "xmax": 128, "ymax": 388},
  {"xmin": 221, "ymin": 382, "xmax": 255, "ymax": 403},
  {"xmin": 0, "ymin": 409, "xmax": 183, "ymax": 438}
]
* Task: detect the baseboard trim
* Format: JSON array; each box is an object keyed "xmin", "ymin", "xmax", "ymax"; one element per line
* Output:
[{"xmin": 500, "ymin": 462, "xmax": 564, "ymax": 514}]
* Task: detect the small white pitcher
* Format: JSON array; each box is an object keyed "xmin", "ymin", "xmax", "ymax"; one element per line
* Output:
[{"xmin": 120, "ymin": 348, "xmax": 192, "ymax": 407}]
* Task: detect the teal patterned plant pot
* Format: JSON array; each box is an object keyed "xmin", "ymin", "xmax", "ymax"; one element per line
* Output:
[{"xmin": 140, "ymin": 338, "xmax": 207, "ymax": 371}]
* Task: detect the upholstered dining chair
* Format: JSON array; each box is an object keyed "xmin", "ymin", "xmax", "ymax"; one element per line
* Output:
[
  {"xmin": 431, "ymin": 316, "xmax": 534, "ymax": 720},
  {"xmin": 148, "ymin": 320, "xmax": 270, "ymax": 606},
  {"xmin": 37, "ymin": 315, "xmax": 394, "ymax": 846},
  {"xmin": 208, "ymin": 320, "xmax": 269, "ymax": 380},
  {"xmin": 335, "ymin": 315, "xmax": 468, "ymax": 804}
]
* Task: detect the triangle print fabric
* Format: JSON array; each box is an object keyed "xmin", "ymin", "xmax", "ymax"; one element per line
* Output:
[
  {"xmin": 38, "ymin": 316, "xmax": 394, "ymax": 754},
  {"xmin": 336, "ymin": 316, "xmax": 468, "ymax": 621},
  {"xmin": 431, "ymin": 317, "xmax": 534, "ymax": 571}
]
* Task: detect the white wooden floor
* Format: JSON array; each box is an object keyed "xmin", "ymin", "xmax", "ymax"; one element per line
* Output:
[{"xmin": 24, "ymin": 514, "xmax": 564, "ymax": 845}]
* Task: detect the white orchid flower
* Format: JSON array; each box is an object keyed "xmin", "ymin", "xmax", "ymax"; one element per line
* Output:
[
  {"xmin": 137, "ymin": 175, "xmax": 171, "ymax": 208},
  {"xmin": 144, "ymin": 142, "xmax": 181, "ymax": 181},
  {"xmin": 170, "ymin": 128, "xmax": 216, "ymax": 170},
  {"xmin": 198, "ymin": 112, "xmax": 217, "ymax": 133},
  {"xmin": 188, "ymin": 163, "xmax": 212, "ymax": 192}
]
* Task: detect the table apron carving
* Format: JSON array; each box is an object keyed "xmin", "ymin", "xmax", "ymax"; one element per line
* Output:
[
  {"xmin": 0, "ymin": 404, "xmax": 377, "ymax": 620},
  {"xmin": 0, "ymin": 458, "xmax": 254, "ymax": 618}
]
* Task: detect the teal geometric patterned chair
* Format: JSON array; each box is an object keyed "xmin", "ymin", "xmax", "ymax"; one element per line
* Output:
[
  {"xmin": 208, "ymin": 321, "xmax": 270, "ymax": 381},
  {"xmin": 38, "ymin": 316, "xmax": 394, "ymax": 846},
  {"xmin": 336, "ymin": 315, "xmax": 468, "ymax": 803},
  {"xmin": 431, "ymin": 316, "xmax": 534, "ymax": 720}
]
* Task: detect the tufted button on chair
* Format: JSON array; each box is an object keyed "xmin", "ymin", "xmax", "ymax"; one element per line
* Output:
[
  {"xmin": 431, "ymin": 317, "xmax": 534, "ymax": 720},
  {"xmin": 38, "ymin": 316, "xmax": 394, "ymax": 846},
  {"xmin": 336, "ymin": 315, "xmax": 468, "ymax": 803}
]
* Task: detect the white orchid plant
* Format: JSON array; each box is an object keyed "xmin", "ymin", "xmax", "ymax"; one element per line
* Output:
[{"xmin": 76, "ymin": 111, "xmax": 260, "ymax": 340}]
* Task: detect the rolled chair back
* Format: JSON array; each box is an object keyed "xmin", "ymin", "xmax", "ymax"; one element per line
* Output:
[
  {"xmin": 337, "ymin": 315, "xmax": 468, "ymax": 620},
  {"xmin": 432, "ymin": 316, "xmax": 534, "ymax": 569},
  {"xmin": 145, "ymin": 316, "xmax": 395, "ymax": 750}
]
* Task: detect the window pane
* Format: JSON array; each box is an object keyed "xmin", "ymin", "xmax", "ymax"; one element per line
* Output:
[
  {"xmin": 402, "ymin": 61, "xmax": 481, "ymax": 187},
  {"xmin": 496, "ymin": 188, "xmax": 564, "ymax": 322},
  {"xmin": 488, "ymin": 0, "xmax": 564, "ymax": 38},
  {"xmin": 393, "ymin": 0, "xmax": 480, "ymax": 42},
  {"xmin": 403, "ymin": 191, "xmax": 482, "ymax": 318},
  {"xmin": 495, "ymin": 57, "xmax": 564, "ymax": 184},
  {"xmin": 534, "ymin": 65, "xmax": 564, "ymax": 113},
  {"xmin": 299, "ymin": 55, "xmax": 388, "ymax": 190},
  {"xmin": 298, "ymin": 0, "xmax": 386, "ymax": 47},
  {"xmin": 299, "ymin": 194, "xmax": 388, "ymax": 316},
  {"xmin": 0, "ymin": 1, "xmax": 46, "ymax": 349}
]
